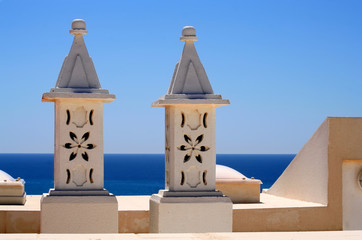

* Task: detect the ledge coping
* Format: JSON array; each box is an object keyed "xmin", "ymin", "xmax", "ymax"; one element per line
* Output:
[
  {"xmin": 0, "ymin": 193, "xmax": 325, "ymax": 212},
  {"xmin": 0, "ymin": 231, "xmax": 361, "ymax": 239}
]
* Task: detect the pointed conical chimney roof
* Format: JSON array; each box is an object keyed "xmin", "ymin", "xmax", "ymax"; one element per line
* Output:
[
  {"xmin": 153, "ymin": 26, "xmax": 229, "ymax": 106},
  {"xmin": 42, "ymin": 19, "xmax": 115, "ymax": 102}
]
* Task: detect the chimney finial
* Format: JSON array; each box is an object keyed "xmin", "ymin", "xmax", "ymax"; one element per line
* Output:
[
  {"xmin": 180, "ymin": 26, "xmax": 198, "ymax": 41},
  {"xmin": 69, "ymin": 19, "xmax": 88, "ymax": 35}
]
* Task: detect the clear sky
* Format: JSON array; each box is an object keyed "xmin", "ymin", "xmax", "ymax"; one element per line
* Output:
[{"xmin": 0, "ymin": 0, "xmax": 361, "ymax": 154}]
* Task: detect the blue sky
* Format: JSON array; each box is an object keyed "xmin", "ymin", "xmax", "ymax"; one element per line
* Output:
[{"xmin": 0, "ymin": 0, "xmax": 361, "ymax": 153}]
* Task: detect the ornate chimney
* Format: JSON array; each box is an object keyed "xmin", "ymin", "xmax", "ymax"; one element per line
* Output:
[{"xmin": 150, "ymin": 26, "xmax": 232, "ymax": 233}]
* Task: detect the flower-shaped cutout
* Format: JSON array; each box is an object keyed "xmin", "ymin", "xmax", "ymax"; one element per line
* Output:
[
  {"xmin": 63, "ymin": 131, "xmax": 96, "ymax": 161},
  {"xmin": 177, "ymin": 134, "xmax": 210, "ymax": 163}
]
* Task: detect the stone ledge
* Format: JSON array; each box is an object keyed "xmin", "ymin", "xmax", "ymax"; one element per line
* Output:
[
  {"xmin": 0, "ymin": 194, "xmax": 333, "ymax": 233},
  {"xmin": 0, "ymin": 194, "xmax": 324, "ymax": 212},
  {"xmin": 0, "ymin": 231, "xmax": 361, "ymax": 240}
]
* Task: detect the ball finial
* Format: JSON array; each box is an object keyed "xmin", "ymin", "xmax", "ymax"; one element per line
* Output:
[
  {"xmin": 180, "ymin": 26, "xmax": 198, "ymax": 41},
  {"xmin": 69, "ymin": 19, "xmax": 88, "ymax": 35}
]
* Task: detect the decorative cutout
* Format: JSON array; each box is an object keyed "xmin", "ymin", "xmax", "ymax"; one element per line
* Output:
[
  {"xmin": 203, "ymin": 113, "xmax": 208, "ymax": 128},
  {"xmin": 187, "ymin": 110, "xmax": 201, "ymax": 130},
  {"xmin": 165, "ymin": 111, "xmax": 170, "ymax": 187},
  {"xmin": 177, "ymin": 134, "xmax": 210, "ymax": 163},
  {"xmin": 358, "ymin": 170, "xmax": 362, "ymax": 190},
  {"xmin": 195, "ymin": 154, "xmax": 202, "ymax": 163},
  {"xmin": 70, "ymin": 132, "xmax": 77, "ymax": 141},
  {"xmin": 66, "ymin": 169, "xmax": 71, "ymax": 184},
  {"xmin": 165, "ymin": 147, "xmax": 170, "ymax": 163},
  {"xmin": 186, "ymin": 166, "xmax": 201, "ymax": 188},
  {"xmin": 89, "ymin": 109, "xmax": 94, "ymax": 126},
  {"xmin": 203, "ymin": 170, "xmax": 207, "ymax": 185},
  {"xmin": 82, "ymin": 152, "xmax": 89, "ymax": 161},
  {"xmin": 181, "ymin": 112, "xmax": 185, "ymax": 128},
  {"xmin": 89, "ymin": 168, "xmax": 94, "ymax": 183},
  {"xmin": 71, "ymin": 164, "xmax": 87, "ymax": 187},
  {"xmin": 180, "ymin": 171, "xmax": 185, "ymax": 185},
  {"xmin": 165, "ymin": 133, "xmax": 170, "ymax": 163},
  {"xmin": 66, "ymin": 110, "xmax": 71, "ymax": 125},
  {"xmin": 63, "ymin": 131, "xmax": 96, "ymax": 161},
  {"xmin": 166, "ymin": 170, "xmax": 169, "ymax": 187},
  {"xmin": 72, "ymin": 107, "xmax": 88, "ymax": 128},
  {"xmin": 69, "ymin": 152, "xmax": 77, "ymax": 161}
]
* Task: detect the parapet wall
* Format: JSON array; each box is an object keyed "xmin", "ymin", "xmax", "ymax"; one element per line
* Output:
[
  {"xmin": 268, "ymin": 117, "xmax": 362, "ymax": 230},
  {"xmin": 0, "ymin": 194, "xmax": 334, "ymax": 233}
]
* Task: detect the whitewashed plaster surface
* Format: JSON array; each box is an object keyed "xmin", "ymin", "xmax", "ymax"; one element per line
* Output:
[
  {"xmin": 153, "ymin": 26, "xmax": 229, "ymax": 194},
  {"xmin": 54, "ymin": 100, "xmax": 104, "ymax": 190},
  {"xmin": 342, "ymin": 160, "xmax": 362, "ymax": 230},
  {"xmin": 150, "ymin": 26, "xmax": 232, "ymax": 233},
  {"xmin": 165, "ymin": 105, "xmax": 216, "ymax": 191},
  {"xmin": 42, "ymin": 19, "xmax": 115, "ymax": 191},
  {"xmin": 268, "ymin": 118, "xmax": 329, "ymax": 204},
  {"xmin": 40, "ymin": 19, "xmax": 118, "ymax": 233}
]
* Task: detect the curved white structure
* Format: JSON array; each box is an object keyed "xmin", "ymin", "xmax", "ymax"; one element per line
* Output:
[
  {"xmin": 216, "ymin": 165, "xmax": 262, "ymax": 203},
  {"xmin": 0, "ymin": 170, "xmax": 26, "ymax": 205}
]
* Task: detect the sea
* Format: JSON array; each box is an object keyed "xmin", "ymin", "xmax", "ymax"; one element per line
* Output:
[{"xmin": 0, "ymin": 154, "xmax": 295, "ymax": 195}]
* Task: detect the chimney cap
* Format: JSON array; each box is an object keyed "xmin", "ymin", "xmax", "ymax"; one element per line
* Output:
[
  {"xmin": 180, "ymin": 26, "xmax": 198, "ymax": 41},
  {"xmin": 69, "ymin": 19, "xmax": 88, "ymax": 35}
]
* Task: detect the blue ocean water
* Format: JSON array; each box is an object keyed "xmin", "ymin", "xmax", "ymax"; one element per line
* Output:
[{"xmin": 0, "ymin": 154, "xmax": 294, "ymax": 195}]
